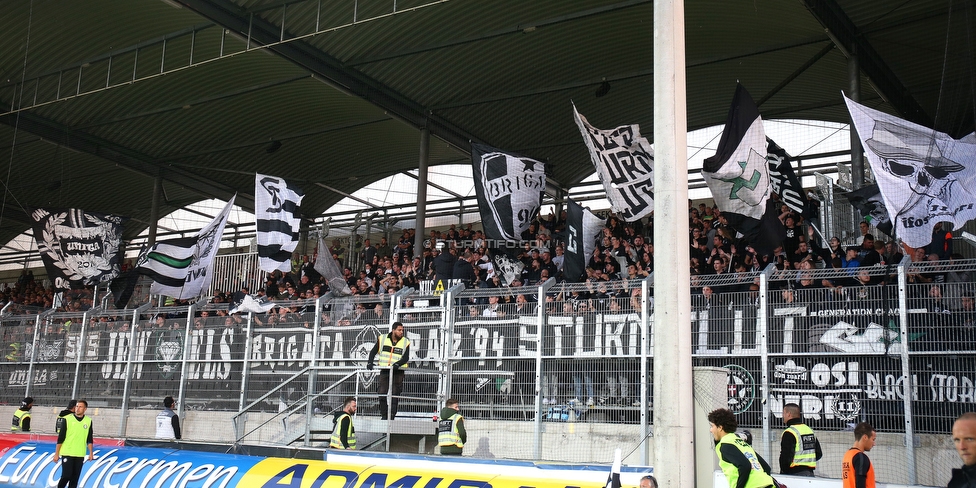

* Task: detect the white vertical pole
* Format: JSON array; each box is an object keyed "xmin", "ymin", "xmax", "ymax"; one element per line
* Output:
[{"xmin": 653, "ymin": 0, "xmax": 693, "ymax": 486}]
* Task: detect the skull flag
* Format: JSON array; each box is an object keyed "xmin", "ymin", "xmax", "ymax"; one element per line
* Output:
[
  {"xmin": 471, "ymin": 143, "xmax": 546, "ymax": 242},
  {"xmin": 844, "ymin": 95, "xmax": 976, "ymax": 248},
  {"xmin": 29, "ymin": 208, "xmax": 126, "ymax": 290}
]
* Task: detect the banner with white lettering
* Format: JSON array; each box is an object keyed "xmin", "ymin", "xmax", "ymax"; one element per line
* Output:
[{"xmin": 573, "ymin": 104, "xmax": 654, "ymax": 222}]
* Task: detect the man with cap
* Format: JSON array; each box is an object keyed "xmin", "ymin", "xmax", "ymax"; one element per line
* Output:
[
  {"xmin": 11, "ymin": 397, "xmax": 33, "ymax": 432},
  {"xmin": 55, "ymin": 399, "xmax": 77, "ymax": 435}
]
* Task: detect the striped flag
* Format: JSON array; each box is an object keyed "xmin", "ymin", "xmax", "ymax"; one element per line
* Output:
[
  {"xmin": 139, "ymin": 196, "xmax": 236, "ymax": 299},
  {"xmin": 255, "ymin": 173, "xmax": 304, "ymax": 272},
  {"xmin": 137, "ymin": 237, "xmax": 198, "ymax": 291}
]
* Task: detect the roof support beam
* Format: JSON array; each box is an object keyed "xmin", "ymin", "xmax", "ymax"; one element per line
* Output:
[
  {"xmin": 401, "ymin": 171, "xmax": 463, "ymax": 199},
  {"xmin": 177, "ymin": 0, "xmax": 481, "ymax": 153},
  {"xmin": 802, "ymin": 0, "xmax": 934, "ymax": 127},
  {"xmin": 757, "ymin": 43, "xmax": 835, "ymax": 107},
  {"xmin": 0, "ymin": 112, "xmax": 251, "ymax": 211}
]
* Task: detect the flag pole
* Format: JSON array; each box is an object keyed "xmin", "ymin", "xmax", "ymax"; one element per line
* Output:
[{"xmin": 653, "ymin": 0, "xmax": 693, "ymax": 486}]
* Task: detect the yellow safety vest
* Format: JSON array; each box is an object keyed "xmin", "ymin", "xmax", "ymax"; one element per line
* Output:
[
  {"xmin": 438, "ymin": 413, "xmax": 464, "ymax": 448},
  {"xmin": 329, "ymin": 413, "xmax": 356, "ymax": 449},
  {"xmin": 785, "ymin": 423, "xmax": 817, "ymax": 468},
  {"xmin": 376, "ymin": 335, "xmax": 409, "ymax": 368},
  {"xmin": 60, "ymin": 415, "xmax": 93, "ymax": 457},
  {"xmin": 716, "ymin": 433, "xmax": 774, "ymax": 488},
  {"xmin": 11, "ymin": 409, "xmax": 29, "ymax": 432}
]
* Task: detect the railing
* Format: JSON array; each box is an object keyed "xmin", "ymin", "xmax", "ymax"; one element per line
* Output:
[{"xmin": 3, "ymin": 259, "xmax": 975, "ymax": 486}]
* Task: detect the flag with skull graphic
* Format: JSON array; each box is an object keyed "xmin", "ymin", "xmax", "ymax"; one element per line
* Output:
[{"xmin": 844, "ymin": 96, "xmax": 976, "ymax": 247}]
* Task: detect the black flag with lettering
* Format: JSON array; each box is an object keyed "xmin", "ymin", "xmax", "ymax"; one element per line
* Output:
[
  {"xmin": 564, "ymin": 199, "xmax": 605, "ymax": 282},
  {"xmin": 29, "ymin": 208, "xmax": 126, "ymax": 290},
  {"xmin": 766, "ymin": 138, "xmax": 810, "ymax": 218}
]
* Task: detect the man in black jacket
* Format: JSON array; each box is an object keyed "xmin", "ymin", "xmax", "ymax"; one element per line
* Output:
[
  {"xmin": 950, "ymin": 412, "xmax": 976, "ymax": 488},
  {"xmin": 54, "ymin": 399, "xmax": 77, "ymax": 435},
  {"xmin": 433, "ymin": 243, "xmax": 457, "ymax": 284},
  {"xmin": 452, "ymin": 251, "xmax": 477, "ymax": 287},
  {"xmin": 779, "ymin": 403, "xmax": 822, "ymax": 476}
]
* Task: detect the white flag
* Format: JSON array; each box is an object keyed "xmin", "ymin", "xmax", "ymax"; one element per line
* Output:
[
  {"xmin": 573, "ymin": 104, "xmax": 654, "ymax": 222},
  {"xmin": 255, "ymin": 173, "xmax": 304, "ymax": 273},
  {"xmin": 702, "ymin": 84, "xmax": 770, "ymax": 224},
  {"xmin": 230, "ymin": 294, "xmax": 278, "ymax": 314},
  {"xmin": 314, "ymin": 238, "xmax": 352, "ymax": 296},
  {"xmin": 150, "ymin": 196, "xmax": 236, "ymax": 299},
  {"xmin": 844, "ymin": 95, "xmax": 976, "ymax": 248}
]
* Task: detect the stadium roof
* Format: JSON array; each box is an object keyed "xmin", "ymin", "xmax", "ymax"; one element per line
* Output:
[{"xmin": 1, "ymin": 0, "xmax": 973, "ymax": 246}]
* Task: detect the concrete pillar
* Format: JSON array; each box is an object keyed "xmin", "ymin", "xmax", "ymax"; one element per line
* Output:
[{"xmin": 653, "ymin": 0, "xmax": 694, "ymax": 486}]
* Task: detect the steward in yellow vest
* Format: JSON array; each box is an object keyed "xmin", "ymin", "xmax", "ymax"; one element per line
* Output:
[
  {"xmin": 708, "ymin": 408, "xmax": 775, "ymax": 488},
  {"xmin": 53, "ymin": 399, "xmax": 94, "ymax": 488},
  {"xmin": 366, "ymin": 322, "xmax": 411, "ymax": 420},
  {"xmin": 437, "ymin": 399, "xmax": 466, "ymax": 456},
  {"xmin": 330, "ymin": 397, "xmax": 357, "ymax": 449},
  {"xmin": 779, "ymin": 403, "xmax": 822, "ymax": 476},
  {"xmin": 11, "ymin": 396, "xmax": 32, "ymax": 432}
]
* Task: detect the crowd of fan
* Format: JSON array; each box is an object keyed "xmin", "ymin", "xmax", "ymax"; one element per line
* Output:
[
  {"xmin": 0, "ymin": 192, "xmax": 969, "ymax": 319},
  {"xmin": 234, "ymin": 194, "xmax": 963, "ymax": 303}
]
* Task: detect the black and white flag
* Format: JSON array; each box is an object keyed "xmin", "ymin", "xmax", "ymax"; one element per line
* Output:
[
  {"xmin": 564, "ymin": 199, "xmax": 605, "ymax": 282},
  {"xmin": 844, "ymin": 95, "xmax": 976, "ymax": 248},
  {"xmin": 845, "ymin": 183, "xmax": 894, "ymax": 238},
  {"xmin": 487, "ymin": 248, "xmax": 525, "ymax": 286},
  {"xmin": 139, "ymin": 196, "xmax": 236, "ymax": 299},
  {"xmin": 29, "ymin": 208, "xmax": 126, "ymax": 290},
  {"xmin": 766, "ymin": 138, "xmax": 809, "ymax": 218},
  {"xmin": 138, "ymin": 237, "xmax": 198, "ymax": 293},
  {"xmin": 604, "ymin": 449, "xmax": 622, "ymax": 488},
  {"xmin": 471, "ymin": 143, "xmax": 546, "ymax": 242},
  {"xmin": 255, "ymin": 173, "xmax": 304, "ymax": 273},
  {"xmin": 572, "ymin": 103, "xmax": 654, "ymax": 222},
  {"xmin": 703, "ymin": 85, "xmax": 783, "ymax": 253}
]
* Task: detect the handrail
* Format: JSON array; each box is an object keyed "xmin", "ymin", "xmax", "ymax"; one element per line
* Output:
[{"xmin": 232, "ymin": 366, "xmax": 361, "ymax": 444}]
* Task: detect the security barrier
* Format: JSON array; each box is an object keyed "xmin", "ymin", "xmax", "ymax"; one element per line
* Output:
[{"xmin": 3, "ymin": 258, "xmax": 973, "ymax": 486}]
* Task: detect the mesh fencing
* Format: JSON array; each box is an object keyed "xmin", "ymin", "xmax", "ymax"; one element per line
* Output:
[{"xmin": 4, "ymin": 261, "xmax": 976, "ymax": 484}]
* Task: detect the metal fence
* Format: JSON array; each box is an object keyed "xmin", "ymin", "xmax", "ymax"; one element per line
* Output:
[{"xmin": 3, "ymin": 259, "xmax": 974, "ymax": 486}]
